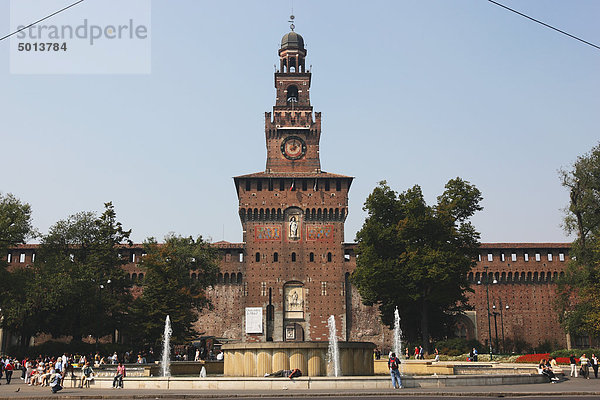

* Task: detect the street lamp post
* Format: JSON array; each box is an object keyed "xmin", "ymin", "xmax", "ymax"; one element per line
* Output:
[
  {"xmin": 96, "ymin": 279, "xmax": 111, "ymax": 351},
  {"xmin": 491, "ymin": 305, "xmax": 499, "ymax": 354},
  {"xmin": 479, "ymin": 266, "xmax": 494, "ymax": 361},
  {"xmin": 499, "ymin": 302, "xmax": 508, "ymax": 353}
]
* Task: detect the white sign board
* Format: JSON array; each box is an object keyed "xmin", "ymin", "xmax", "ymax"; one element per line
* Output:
[{"xmin": 245, "ymin": 307, "xmax": 263, "ymax": 334}]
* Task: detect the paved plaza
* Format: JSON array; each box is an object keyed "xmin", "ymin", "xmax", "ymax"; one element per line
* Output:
[{"xmin": 0, "ymin": 376, "xmax": 598, "ymax": 399}]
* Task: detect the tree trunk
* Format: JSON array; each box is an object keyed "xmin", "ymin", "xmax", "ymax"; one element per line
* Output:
[{"xmin": 421, "ymin": 300, "xmax": 430, "ymax": 352}]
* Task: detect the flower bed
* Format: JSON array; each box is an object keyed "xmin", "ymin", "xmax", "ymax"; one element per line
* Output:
[
  {"xmin": 515, "ymin": 353, "xmax": 577, "ymax": 364},
  {"xmin": 515, "ymin": 353, "xmax": 549, "ymax": 363}
]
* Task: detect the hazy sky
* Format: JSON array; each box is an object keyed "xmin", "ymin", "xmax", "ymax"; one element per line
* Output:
[{"xmin": 1, "ymin": 0, "xmax": 599, "ymax": 244}]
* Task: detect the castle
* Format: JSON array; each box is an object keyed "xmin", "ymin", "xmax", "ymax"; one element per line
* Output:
[{"xmin": 3, "ymin": 28, "xmax": 580, "ymax": 352}]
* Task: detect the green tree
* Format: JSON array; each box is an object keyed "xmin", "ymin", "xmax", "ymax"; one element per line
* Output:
[
  {"xmin": 557, "ymin": 142, "xmax": 600, "ymax": 337},
  {"xmin": 129, "ymin": 235, "xmax": 220, "ymax": 348},
  {"xmin": 3, "ymin": 203, "xmax": 133, "ymax": 344},
  {"xmin": 0, "ymin": 193, "xmax": 34, "ymax": 268},
  {"xmin": 351, "ymin": 179, "xmax": 482, "ymax": 349},
  {"xmin": 0, "ymin": 193, "xmax": 35, "ymax": 345}
]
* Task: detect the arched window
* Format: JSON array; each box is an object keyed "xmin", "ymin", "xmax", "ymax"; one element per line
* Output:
[
  {"xmin": 501, "ymin": 272, "xmax": 506, "ymax": 282},
  {"xmin": 237, "ymin": 272, "xmax": 243, "ymax": 283},
  {"xmin": 475, "ymin": 272, "xmax": 480, "ymax": 283},
  {"xmin": 327, "ymin": 252, "xmax": 332, "ymax": 262},
  {"xmin": 559, "ymin": 271, "xmax": 565, "ymax": 279},
  {"xmin": 540, "ymin": 271, "xmax": 545, "ymax": 282},
  {"xmin": 273, "ymin": 252, "xmax": 279, "ymax": 262},
  {"xmin": 291, "ymin": 252, "xmax": 296, "ymax": 262},
  {"xmin": 255, "ymin": 252, "xmax": 260, "ymax": 262},
  {"xmin": 138, "ymin": 273, "xmax": 144, "ymax": 282},
  {"xmin": 127, "ymin": 273, "xmax": 131, "ymax": 281},
  {"xmin": 520, "ymin": 272, "xmax": 526, "ymax": 282},
  {"xmin": 309, "ymin": 252, "xmax": 314, "ymax": 262},
  {"xmin": 533, "ymin": 272, "xmax": 538, "ymax": 282},
  {"xmin": 287, "ymin": 85, "xmax": 298, "ymax": 103},
  {"xmin": 526, "ymin": 272, "xmax": 532, "ymax": 282},
  {"xmin": 468, "ymin": 272, "xmax": 474, "ymax": 282},
  {"xmin": 218, "ymin": 273, "xmax": 223, "ymax": 283},
  {"xmin": 507, "ymin": 272, "xmax": 513, "ymax": 282},
  {"xmin": 132, "ymin": 273, "xmax": 137, "ymax": 282},
  {"xmin": 224, "ymin": 273, "xmax": 230, "ymax": 284},
  {"xmin": 230, "ymin": 273, "xmax": 237, "ymax": 284}
]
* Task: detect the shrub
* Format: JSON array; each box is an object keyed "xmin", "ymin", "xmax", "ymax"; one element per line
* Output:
[{"xmin": 434, "ymin": 338, "xmax": 483, "ymax": 356}]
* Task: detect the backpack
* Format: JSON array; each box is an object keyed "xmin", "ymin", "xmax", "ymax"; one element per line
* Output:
[{"xmin": 389, "ymin": 357, "xmax": 399, "ymax": 370}]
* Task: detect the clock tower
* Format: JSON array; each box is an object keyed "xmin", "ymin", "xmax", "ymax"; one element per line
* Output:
[{"xmin": 234, "ymin": 26, "xmax": 353, "ymax": 343}]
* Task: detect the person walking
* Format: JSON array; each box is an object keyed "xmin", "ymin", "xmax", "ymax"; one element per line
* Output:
[
  {"xmin": 591, "ymin": 354, "xmax": 599, "ymax": 379},
  {"xmin": 4, "ymin": 359, "xmax": 13, "ymax": 384},
  {"xmin": 580, "ymin": 353, "xmax": 590, "ymax": 379},
  {"xmin": 388, "ymin": 352, "xmax": 402, "ymax": 389},
  {"xmin": 570, "ymin": 354, "xmax": 578, "ymax": 377}
]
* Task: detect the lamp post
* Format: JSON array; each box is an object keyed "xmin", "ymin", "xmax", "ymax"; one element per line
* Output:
[
  {"xmin": 491, "ymin": 305, "xmax": 499, "ymax": 354},
  {"xmin": 499, "ymin": 301, "xmax": 508, "ymax": 353},
  {"xmin": 478, "ymin": 266, "xmax": 498, "ymax": 361},
  {"xmin": 96, "ymin": 279, "xmax": 111, "ymax": 351}
]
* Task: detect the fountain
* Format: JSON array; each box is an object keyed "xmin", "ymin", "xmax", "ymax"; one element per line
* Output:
[
  {"xmin": 161, "ymin": 315, "xmax": 172, "ymax": 377},
  {"xmin": 327, "ymin": 315, "xmax": 341, "ymax": 377},
  {"xmin": 393, "ymin": 306, "xmax": 404, "ymax": 374}
]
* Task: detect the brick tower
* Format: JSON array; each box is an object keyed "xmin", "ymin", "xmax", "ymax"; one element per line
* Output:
[{"xmin": 233, "ymin": 27, "xmax": 353, "ymax": 342}]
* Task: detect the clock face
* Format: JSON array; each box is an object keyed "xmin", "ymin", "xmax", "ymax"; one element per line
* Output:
[{"xmin": 281, "ymin": 136, "xmax": 307, "ymax": 160}]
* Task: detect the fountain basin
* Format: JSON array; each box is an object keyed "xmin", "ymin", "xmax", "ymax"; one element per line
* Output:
[{"xmin": 222, "ymin": 341, "xmax": 375, "ymax": 377}]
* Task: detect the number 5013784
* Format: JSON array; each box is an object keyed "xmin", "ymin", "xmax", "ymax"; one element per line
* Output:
[{"xmin": 18, "ymin": 42, "xmax": 67, "ymax": 51}]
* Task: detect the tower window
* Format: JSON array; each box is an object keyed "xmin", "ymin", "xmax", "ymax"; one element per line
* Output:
[
  {"xmin": 279, "ymin": 179, "xmax": 285, "ymax": 191},
  {"xmin": 286, "ymin": 85, "xmax": 298, "ymax": 103},
  {"xmin": 321, "ymin": 282, "xmax": 327, "ymax": 296},
  {"xmin": 548, "ymin": 253, "xmax": 553, "ymax": 262},
  {"xmin": 559, "ymin": 253, "xmax": 565, "ymax": 261},
  {"xmin": 325, "ymin": 180, "xmax": 330, "ymax": 191},
  {"xmin": 309, "ymin": 252, "xmax": 314, "ymax": 262},
  {"xmin": 302, "ymin": 180, "xmax": 307, "ymax": 191},
  {"xmin": 511, "ymin": 253, "xmax": 517, "ymax": 262},
  {"xmin": 255, "ymin": 252, "xmax": 260, "ymax": 262},
  {"xmin": 268, "ymin": 180, "xmax": 274, "ymax": 191},
  {"xmin": 257, "ymin": 180, "xmax": 262, "ymax": 191},
  {"xmin": 291, "ymin": 252, "xmax": 296, "ymax": 262},
  {"xmin": 273, "ymin": 252, "xmax": 279, "ymax": 262},
  {"xmin": 19, "ymin": 253, "xmax": 25, "ymax": 263},
  {"xmin": 245, "ymin": 180, "xmax": 251, "ymax": 191},
  {"xmin": 336, "ymin": 180, "xmax": 341, "ymax": 191},
  {"xmin": 327, "ymin": 252, "xmax": 332, "ymax": 262}
]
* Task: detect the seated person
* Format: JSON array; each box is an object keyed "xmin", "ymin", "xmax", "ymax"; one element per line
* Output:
[
  {"xmin": 539, "ymin": 359, "xmax": 558, "ymax": 382},
  {"xmin": 80, "ymin": 362, "xmax": 95, "ymax": 388}
]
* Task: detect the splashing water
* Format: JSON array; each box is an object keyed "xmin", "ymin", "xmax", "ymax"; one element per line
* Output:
[
  {"xmin": 161, "ymin": 315, "xmax": 172, "ymax": 377},
  {"xmin": 327, "ymin": 315, "xmax": 341, "ymax": 377},
  {"xmin": 394, "ymin": 307, "xmax": 404, "ymax": 375}
]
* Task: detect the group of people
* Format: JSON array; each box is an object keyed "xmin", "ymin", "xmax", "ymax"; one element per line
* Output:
[
  {"xmin": 0, "ymin": 352, "xmax": 129, "ymax": 393},
  {"xmin": 569, "ymin": 353, "xmax": 599, "ymax": 380}
]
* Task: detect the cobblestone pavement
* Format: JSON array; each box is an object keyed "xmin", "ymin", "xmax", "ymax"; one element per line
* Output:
[{"xmin": 0, "ymin": 376, "xmax": 598, "ymax": 399}]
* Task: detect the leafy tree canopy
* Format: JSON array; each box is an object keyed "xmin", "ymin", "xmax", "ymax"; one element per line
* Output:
[
  {"xmin": 351, "ymin": 178, "xmax": 482, "ymax": 348},
  {"xmin": 1, "ymin": 203, "xmax": 132, "ymax": 343},
  {"xmin": 129, "ymin": 234, "xmax": 220, "ymax": 348},
  {"xmin": 0, "ymin": 193, "xmax": 35, "ymax": 267},
  {"xmin": 557, "ymin": 142, "xmax": 600, "ymax": 337}
]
